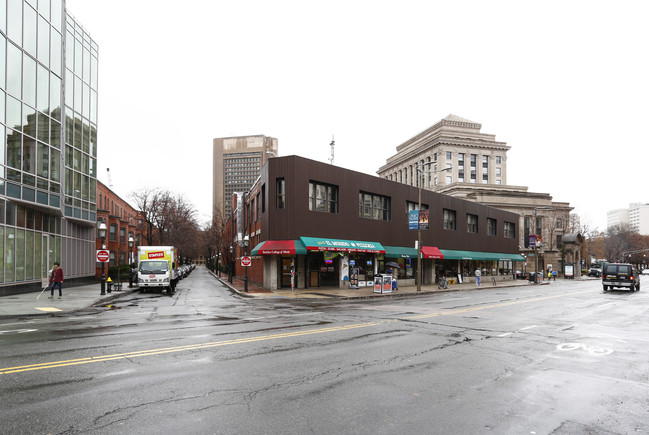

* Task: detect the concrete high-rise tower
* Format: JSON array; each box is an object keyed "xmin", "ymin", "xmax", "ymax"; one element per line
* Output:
[{"xmin": 212, "ymin": 135, "xmax": 278, "ymax": 220}]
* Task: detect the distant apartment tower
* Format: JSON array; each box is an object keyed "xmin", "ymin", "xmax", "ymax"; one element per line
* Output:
[
  {"xmin": 607, "ymin": 208, "xmax": 629, "ymax": 229},
  {"xmin": 608, "ymin": 204, "xmax": 649, "ymax": 234},
  {"xmin": 213, "ymin": 135, "xmax": 278, "ymax": 219},
  {"xmin": 377, "ymin": 114, "xmax": 509, "ymax": 188},
  {"xmin": 1, "ymin": 1, "xmax": 99, "ymax": 294}
]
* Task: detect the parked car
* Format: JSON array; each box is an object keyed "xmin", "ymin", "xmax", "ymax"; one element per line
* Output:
[
  {"xmin": 642, "ymin": 269, "xmax": 649, "ymax": 276},
  {"xmin": 588, "ymin": 265, "xmax": 603, "ymax": 277},
  {"xmin": 602, "ymin": 263, "xmax": 640, "ymax": 291}
]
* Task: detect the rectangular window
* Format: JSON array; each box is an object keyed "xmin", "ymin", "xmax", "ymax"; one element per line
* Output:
[
  {"xmin": 406, "ymin": 201, "xmax": 428, "ymax": 212},
  {"xmin": 446, "ymin": 151, "xmax": 452, "ymax": 160},
  {"xmin": 255, "ymin": 193, "xmax": 260, "ymax": 220},
  {"xmin": 309, "ymin": 181, "xmax": 338, "ymax": 214},
  {"xmin": 487, "ymin": 218, "xmax": 497, "ymax": 236},
  {"xmin": 261, "ymin": 184, "xmax": 266, "ymax": 213},
  {"xmin": 496, "ymin": 156, "xmax": 502, "ymax": 164},
  {"xmin": 110, "ymin": 223, "xmax": 117, "ymax": 242},
  {"xmin": 556, "ymin": 218, "xmax": 563, "ymax": 229},
  {"xmin": 467, "ymin": 214, "xmax": 478, "ymax": 233},
  {"xmin": 443, "ymin": 209, "xmax": 456, "ymax": 230},
  {"xmin": 120, "ymin": 227, "xmax": 126, "ymax": 243},
  {"xmin": 359, "ymin": 192, "xmax": 390, "ymax": 221},
  {"xmin": 496, "ymin": 167, "xmax": 501, "ymax": 176},
  {"xmin": 504, "ymin": 221, "xmax": 516, "ymax": 238},
  {"xmin": 276, "ymin": 178, "xmax": 285, "ymax": 209}
]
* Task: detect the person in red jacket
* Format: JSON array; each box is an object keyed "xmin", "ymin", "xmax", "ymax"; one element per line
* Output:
[{"xmin": 49, "ymin": 262, "xmax": 64, "ymax": 299}]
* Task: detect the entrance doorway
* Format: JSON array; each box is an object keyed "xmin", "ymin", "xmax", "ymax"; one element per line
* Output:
[{"xmin": 280, "ymin": 257, "xmax": 292, "ymax": 288}]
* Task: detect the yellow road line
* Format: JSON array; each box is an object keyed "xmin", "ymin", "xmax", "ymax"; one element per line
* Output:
[{"xmin": 1, "ymin": 290, "xmax": 589, "ymax": 375}]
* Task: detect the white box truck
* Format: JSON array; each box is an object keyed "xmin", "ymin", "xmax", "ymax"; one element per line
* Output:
[{"xmin": 137, "ymin": 246, "xmax": 179, "ymax": 294}]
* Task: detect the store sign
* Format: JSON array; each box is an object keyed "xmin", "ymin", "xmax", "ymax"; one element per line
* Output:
[
  {"xmin": 409, "ymin": 210, "xmax": 429, "ymax": 230},
  {"xmin": 408, "ymin": 210, "xmax": 419, "ymax": 230}
]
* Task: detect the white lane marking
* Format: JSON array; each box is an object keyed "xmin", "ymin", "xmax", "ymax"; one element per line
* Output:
[
  {"xmin": 0, "ymin": 321, "xmax": 36, "ymax": 327},
  {"xmin": 0, "ymin": 329, "xmax": 38, "ymax": 335},
  {"xmin": 244, "ymin": 312, "xmax": 323, "ymax": 321},
  {"xmin": 498, "ymin": 325, "xmax": 537, "ymax": 337},
  {"xmin": 438, "ymin": 297, "xmax": 470, "ymax": 302}
]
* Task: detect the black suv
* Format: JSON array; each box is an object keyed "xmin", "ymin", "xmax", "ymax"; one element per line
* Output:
[{"xmin": 602, "ymin": 263, "xmax": 640, "ymax": 291}]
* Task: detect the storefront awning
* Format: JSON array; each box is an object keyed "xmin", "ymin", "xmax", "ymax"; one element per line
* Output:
[
  {"xmin": 384, "ymin": 246, "xmax": 418, "ymax": 258},
  {"xmin": 251, "ymin": 240, "xmax": 307, "ymax": 256},
  {"xmin": 421, "ymin": 246, "xmax": 444, "ymax": 259},
  {"xmin": 300, "ymin": 237, "xmax": 385, "ymax": 253},
  {"xmin": 439, "ymin": 249, "xmax": 525, "ymax": 262}
]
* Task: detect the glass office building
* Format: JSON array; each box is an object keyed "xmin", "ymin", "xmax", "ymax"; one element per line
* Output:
[{"xmin": 1, "ymin": 0, "xmax": 97, "ymax": 295}]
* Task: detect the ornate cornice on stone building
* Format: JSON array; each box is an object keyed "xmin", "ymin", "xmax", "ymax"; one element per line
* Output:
[{"xmin": 378, "ymin": 114, "xmax": 509, "ymax": 174}]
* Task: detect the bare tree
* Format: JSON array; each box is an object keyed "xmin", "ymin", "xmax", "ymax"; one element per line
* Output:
[
  {"xmin": 544, "ymin": 211, "xmax": 570, "ymax": 251},
  {"xmin": 130, "ymin": 187, "xmax": 161, "ymax": 246},
  {"xmin": 131, "ymin": 187, "xmax": 201, "ymax": 261},
  {"xmin": 603, "ymin": 224, "xmax": 636, "ymax": 262}
]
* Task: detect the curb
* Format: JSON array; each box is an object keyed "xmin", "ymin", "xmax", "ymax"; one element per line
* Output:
[{"xmin": 208, "ymin": 268, "xmax": 552, "ymax": 300}]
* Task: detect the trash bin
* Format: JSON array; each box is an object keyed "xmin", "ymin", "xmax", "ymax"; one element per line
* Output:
[{"xmin": 528, "ymin": 272, "xmax": 536, "ymax": 282}]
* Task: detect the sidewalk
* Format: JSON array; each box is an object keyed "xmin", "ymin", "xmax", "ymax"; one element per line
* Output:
[
  {"xmin": 215, "ymin": 271, "xmax": 545, "ymax": 299},
  {"xmin": 0, "ymin": 272, "xmax": 554, "ymax": 319},
  {"xmin": 0, "ymin": 284, "xmax": 138, "ymax": 319}
]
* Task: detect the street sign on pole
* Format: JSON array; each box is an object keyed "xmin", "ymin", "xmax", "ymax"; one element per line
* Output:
[
  {"xmin": 97, "ymin": 250, "xmax": 110, "ymax": 263},
  {"xmin": 241, "ymin": 256, "xmax": 251, "ymax": 267}
]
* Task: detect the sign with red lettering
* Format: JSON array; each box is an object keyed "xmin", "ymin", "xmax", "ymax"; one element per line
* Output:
[
  {"xmin": 97, "ymin": 250, "xmax": 110, "ymax": 262},
  {"xmin": 241, "ymin": 256, "xmax": 252, "ymax": 267},
  {"xmin": 147, "ymin": 251, "xmax": 165, "ymax": 259}
]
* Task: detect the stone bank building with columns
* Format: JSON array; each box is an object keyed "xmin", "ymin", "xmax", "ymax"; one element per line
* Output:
[{"xmin": 377, "ymin": 115, "xmax": 576, "ymax": 276}]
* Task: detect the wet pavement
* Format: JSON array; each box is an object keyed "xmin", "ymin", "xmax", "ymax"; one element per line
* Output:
[{"xmin": 0, "ymin": 267, "xmax": 549, "ymax": 318}]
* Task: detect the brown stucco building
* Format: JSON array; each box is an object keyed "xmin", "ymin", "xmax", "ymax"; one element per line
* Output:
[{"xmin": 229, "ymin": 156, "xmax": 523, "ymax": 291}]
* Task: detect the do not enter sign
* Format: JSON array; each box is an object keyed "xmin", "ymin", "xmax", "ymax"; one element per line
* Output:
[
  {"xmin": 97, "ymin": 250, "xmax": 110, "ymax": 262},
  {"xmin": 241, "ymin": 256, "xmax": 252, "ymax": 267}
]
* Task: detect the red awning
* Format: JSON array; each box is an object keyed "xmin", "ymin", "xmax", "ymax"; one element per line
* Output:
[{"xmin": 421, "ymin": 246, "xmax": 444, "ymax": 259}]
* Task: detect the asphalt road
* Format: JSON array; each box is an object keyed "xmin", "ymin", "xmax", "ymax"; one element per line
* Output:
[{"xmin": 1, "ymin": 268, "xmax": 648, "ymax": 434}]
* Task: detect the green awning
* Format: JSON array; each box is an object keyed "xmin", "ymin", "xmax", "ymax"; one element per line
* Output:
[
  {"xmin": 251, "ymin": 240, "xmax": 307, "ymax": 256},
  {"xmin": 383, "ymin": 246, "xmax": 418, "ymax": 258},
  {"xmin": 439, "ymin": 249, "xmax": 525, "ymax": 262},
  {"xmin": 300, "ymin": 237, "xmax": 385, "ymax": 253}
]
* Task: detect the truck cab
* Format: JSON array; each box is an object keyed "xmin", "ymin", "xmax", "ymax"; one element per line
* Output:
[{"xmin": 137, "ymin": 246, "xmax": 179, "ymax": 294}]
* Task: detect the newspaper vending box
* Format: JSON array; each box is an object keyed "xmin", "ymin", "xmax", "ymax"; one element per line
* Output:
[{"xmin": 374, "ymin": 274, "xmax": 393, "ymax": 294}]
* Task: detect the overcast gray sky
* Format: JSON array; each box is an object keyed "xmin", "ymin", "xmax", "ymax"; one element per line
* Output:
[{"xmin": 67, "ymin": 0, "xmax": 649, "ymax": 230}]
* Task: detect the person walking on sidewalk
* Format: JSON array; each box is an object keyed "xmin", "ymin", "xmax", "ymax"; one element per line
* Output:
[
  {"xmin": 475, "ymin": 268, "xmax": 481, "ymax": 286},
  {"xmin": 49, "ymin": 262, "xmax": 64, "ymax": 299}
]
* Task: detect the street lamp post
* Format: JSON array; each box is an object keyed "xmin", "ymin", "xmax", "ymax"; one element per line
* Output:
[
  {"xmin": 533, "ymin": 206, "xmax": 555, "ymax": 284},
  {"xmin": 243, "ymin": 234, "xmax": 249, "ymax": 292},
  {"xmin": 416, "ymin": 164, "xmax": 452, "ymax": 292},
  {"xmin": 229, "ymin": 245, "xmax": 234, "ymax": 283},
  {"xmin": 98, "ymin": 222, "xmax": 107, "ymax": 295},
  {"xmin": 128, "ymin": 236, "xmax": 134, "ymax": 288}
]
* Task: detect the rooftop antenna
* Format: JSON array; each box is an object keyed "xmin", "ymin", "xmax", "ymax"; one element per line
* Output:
[
  {"xmin": 329, "ymin": 136, "xmax": 335, "ymax": 165},
  {"xmin": 106, "ymin": 168, "xmax": 114, "ymax": 188}
]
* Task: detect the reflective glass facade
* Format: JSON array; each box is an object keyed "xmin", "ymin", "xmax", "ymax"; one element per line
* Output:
[{"xmin": 1, "ymin": 0, "xmax": 97, "ymax": 292}]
